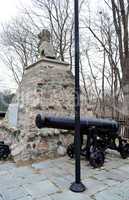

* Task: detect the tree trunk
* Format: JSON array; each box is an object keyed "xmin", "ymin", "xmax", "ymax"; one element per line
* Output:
[{"xmin": 122, "ymin": 61, "xmax": 129, "ymax": 116}]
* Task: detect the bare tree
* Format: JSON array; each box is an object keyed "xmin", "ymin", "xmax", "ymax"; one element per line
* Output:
[
  {"xmin": 110, "ymin": 0, "xmax": 129, "ymax": 116},
  {"xmin": 81, "ymin": 8, "xmax": 122, "ymax": 117},
  {"xmin": 0, "ymin": 17, "xmax": 38, "ymax": 85},
  {"xmin": 80, "ymin": 58, "xmax": 90, "ymax": 103}
]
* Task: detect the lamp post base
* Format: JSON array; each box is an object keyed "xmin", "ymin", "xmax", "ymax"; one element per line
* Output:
[{"xmin": 70, "ymin": 182, "xmax": 86, "ymax": 193}]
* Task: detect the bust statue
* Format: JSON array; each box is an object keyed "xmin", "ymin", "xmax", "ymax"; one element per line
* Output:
[{"xmin": 38, "ymin": 29, "xmax": 56, "ymax": 59}]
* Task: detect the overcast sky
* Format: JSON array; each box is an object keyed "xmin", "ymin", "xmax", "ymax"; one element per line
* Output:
[
  {"xmin": 0, "ymin": 0, "xmax": 32, "ymax": 21},
  {"xmin": 0, "ymin": 0, "xmax": 19, "ymax": 22},
  {"xmin": 0, "ymin": 0, "xmax": 31, "ymax": 92}
]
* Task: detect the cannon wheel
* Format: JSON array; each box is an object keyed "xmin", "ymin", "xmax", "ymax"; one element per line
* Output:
[
  {"xmin": 120, "ymin": 143, "xmax": 129, "ymax": 159},
  {"xmin": 2, "ymin": 153, "xmax": 8, "ymax": 160},
  {"xmin": 67, "ymin": 143, "xmax": 75, "ymax": 158},
  {"xmin": 0, "ymin": 148, "xmax": 5, "ymax": 159},
  {"xmin": 0, "ymin": 145, "xmax": 10, "ymax": 160},
  {"xmin": 89, "ymin": 150, "xmax": 105, "ymax": 168}
]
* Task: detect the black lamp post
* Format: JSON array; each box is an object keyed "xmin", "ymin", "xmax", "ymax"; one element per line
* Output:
[{"xmin": 70, "ymin": 0, "xmax": 86, "ymax": 193}]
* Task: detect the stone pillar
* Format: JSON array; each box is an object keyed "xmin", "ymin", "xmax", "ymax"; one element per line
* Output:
[
  {"xmin": 4, "ymin": 30, "xmax": 93, "ymax": 163},
  {"xmin": 10, "ymin": 59, "xmax": 73, "ymax": 162}
]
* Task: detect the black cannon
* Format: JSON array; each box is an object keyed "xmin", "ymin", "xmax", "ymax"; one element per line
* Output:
[
  {"xmin": 0, "ymin": 141, "xmax": 10, "ymax": 160},
  {"xmin": 36, "ymin": 114, "xmax": 129, "ymax": 168}
]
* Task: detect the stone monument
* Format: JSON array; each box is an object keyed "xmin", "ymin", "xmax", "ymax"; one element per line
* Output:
[{"xmin": 3, "ymin": 29, "xmax": 92, "ymax": 163}]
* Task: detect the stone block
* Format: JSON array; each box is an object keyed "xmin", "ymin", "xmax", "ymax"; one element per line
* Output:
[
  {"xmin": 11, "ymin": 144, "xmax": 25, "ymax": 156},
  {"xmin": 17, "ymin": 196, "xmax": 32, "ymax": 200},
  {"xmin": 32, "ymin": 160, "xmax": 54, "ymax": 170},
  {"xmin": 23, "ymin": 180, "xmax": 59, "ymax": 198},
  {"xmin": 95, "ymin": 179, "xmax": 129, "ymax": 200},
  {"xmin": 83, "ymin": 178, "xmax": 107, "ymax": 196},
  {"xmin": 2, "ymin": 186, "xmax": 28, "ymax": 200},
  {"xmin": 50, "ymin": 190, "xmax": 92, "ymax": 200},
  {"xmin": 37, "ymin": 196, "xmax": 52, "ymax": 200},
  {"xmin": 37, "ymin": 140, "xmax": 48, "ymax": 151}
]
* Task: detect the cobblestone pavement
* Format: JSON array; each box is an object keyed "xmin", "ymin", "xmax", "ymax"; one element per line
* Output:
[{"xmin": 0, "ymin": 151, "xmax": 129, "ymax": 200}]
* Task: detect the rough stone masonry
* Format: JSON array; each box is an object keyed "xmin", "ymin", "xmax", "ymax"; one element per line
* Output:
[{"xmin": 1, "ymin": 29, "xmax": 92, "ymax": 163}]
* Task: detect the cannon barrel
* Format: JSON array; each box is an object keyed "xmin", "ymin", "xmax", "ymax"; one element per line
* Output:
[{"xmin": 36, "ymin": 114, "xmax": 119, "ymax": 134}]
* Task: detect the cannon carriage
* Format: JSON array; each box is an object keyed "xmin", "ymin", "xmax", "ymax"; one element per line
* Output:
[{"xmin": 36, "ymin": 114, "xmax": 129, "ymax": 168}]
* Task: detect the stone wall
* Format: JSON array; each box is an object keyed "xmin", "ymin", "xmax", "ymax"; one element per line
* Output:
[{"xmin": 4, "ymin": 58, "xmax": 93, "ymax": 163}]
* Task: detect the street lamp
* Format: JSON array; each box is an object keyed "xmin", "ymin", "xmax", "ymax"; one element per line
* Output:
[{"xmin": 70, "ymin": 0, "xmax": 86, "ymax": 193}]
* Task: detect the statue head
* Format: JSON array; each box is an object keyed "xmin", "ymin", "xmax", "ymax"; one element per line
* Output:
[{"xmin": 38, "ymin": 29, "xmax": 51, "ymax": 43}]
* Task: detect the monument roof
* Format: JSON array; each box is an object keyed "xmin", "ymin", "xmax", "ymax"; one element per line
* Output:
[{"xmin": 26, "ymin": 58, "xmax": 69, "ymax": 70}]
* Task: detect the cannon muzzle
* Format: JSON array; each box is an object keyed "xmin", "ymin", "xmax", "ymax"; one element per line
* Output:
[{"xmin": 36, "ymin": 114, "xmax": 45, "ymax": 129}]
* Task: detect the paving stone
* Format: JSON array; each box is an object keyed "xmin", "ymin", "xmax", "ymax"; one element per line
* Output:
[
  {"xmin": 50, "ymin": 190, "xmax": 92, "ymax": 200},
  {"xmin": 19, "ymin": 173, "xmax": 47, "ymax": 185},
  {"xmin": 95, "ymin": 179, "xmax": 129, "ymax": 200},
  {"xmin": 95, "ymin": 168, "xmax": 128, "ymax": 183},
  {"xmin": 1, "ymin": 157, "xmax": 129, "ymax": 200},
  {"xmin": 52, "ymin": 157, "xmax": 68, "ymax": 165},
  {"xmin": 103, "ymin": 169, "xmax": 128, "ymax": 182},
  {"xmin": 94, "ymin": 171, "xmax": 110, "ymax": 181},
  {"xmin": 103, "ymin": 160, "xmax": 123, "ymax": 170},
  {"xmin": 0, "ymin": 194, "xmax": 4, "ymax": 200},
  {"xmin": 0, "ymin": 172, "xmax": 46, "ymax": 190},
  {"xmin": 111, "ymin": 179, "xmax": 129, "ymax": 198},
  {"xmin": 101, "ymin": 179, "xmax": 120, "ymax": 187},
  {"xmin": 32, "ymin": 161, "xmax": 54, "ymax": 170},
  {"xmin": 95, "ymin": 190, "xmax": 121, "ymax": 200},
  {"xmin": 0, "ymin": 170, "xmax": 10, "ymax": 176},
  {"xmin": 17, "ymin": 196, "xmax": 32, "ymax": 200},
  {"xmin": 119, "ymin": 165, "xmax": 129, "ymax": 172},
  {"xmin": 0, "ymin": 162, "xmax": 16, "ymax": 171},
  {"xmin": 49, "ymin": 176, "xmax": 71, "ymax": 189},
  {"xmin": 81, "ymin": 168, "xmax": 97, "ymax": 179},
  {"xmin": 44, "ymin": 167, "xmax": 69, "ymax": 178},
  {"xmin": 37, "ymin": 196, "xmax": 52, "ymax": 200},
  {"xmin": 0, "ymin": 176, "xmax": 23, "ymax": 189},
  {"xmin": 63, "ymin": 174, "xmax": 74, "ymax": 182},
  {"xmin": 23, "ymin": 180, "xmax": 59, "ymax": 198},
  {"xmin": 11, "ymin": 167, "xmax": 33, "ymax": 178},
  {"xmin": 83, "ymin": 178, "xmax": 107, "ymax": 195},
  {"xmin": 2, "ymin": 186, "xmax": 28, "ymax": 200},
  {"xmin": 53, "ymin": 162, "xmax": 75, "ymax": 175}
]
